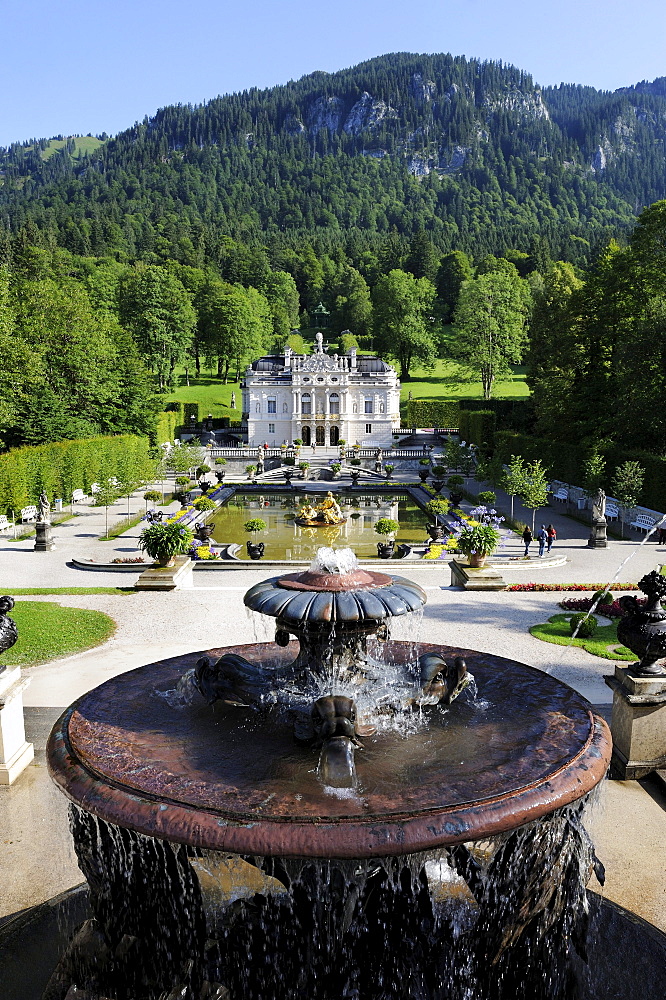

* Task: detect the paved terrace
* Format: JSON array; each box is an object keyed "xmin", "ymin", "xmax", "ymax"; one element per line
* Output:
[{"xmin": 0, "ymin": 478, "xmax": 665, "ymax": 936}]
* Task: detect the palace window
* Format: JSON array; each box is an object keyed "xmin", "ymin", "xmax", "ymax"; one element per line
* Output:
[
  {"xmin": 365, "ymin": 423, "xmax": 372, "ymax": 434},
  {"xmin": 267, "ymin": 398, "xmax": 277, "ymax": 413},
  {"xmin": 268, "ymin": 423, "xmax": 275, "ymax": 434},
  {"xmin": 302, "ymin": 393, "xmax": 311, "ymax": 415},
  {"xmin": 330, "ymin": 393, "xmax": 340, "ymax": 415},
  {"xmin": 364, "ymin": 399, "xmax": 373, "ymax": 414}
]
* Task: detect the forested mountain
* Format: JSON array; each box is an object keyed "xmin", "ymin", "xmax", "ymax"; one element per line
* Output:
[{"xmin": 1, "ymin": 53, "xmax": 665, "ymax": 264}]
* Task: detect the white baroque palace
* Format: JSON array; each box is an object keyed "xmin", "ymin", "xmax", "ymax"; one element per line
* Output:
[{"xmin": 242, "ymin": 334, "xmax": 401, "ymax": 448}]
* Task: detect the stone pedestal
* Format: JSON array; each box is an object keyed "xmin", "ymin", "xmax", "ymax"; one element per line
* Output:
[
  {"xmin": 34, "ymin": 520, "xmax": 55, "ymax": 551},
  {"xmin": 0, "ymin": 665, "xmax": 34, "ymax": 784},
  {"xmin": 588, "ymin": 516, "xmax": 608, "ymax": 548},
  {"xmin": 604, "ymin": 665, "xmax": 666, "ymax": 778},
  {"xmin": 449, "ymin": 559, "xmax": 506, "ymax": 591},
  {"xmin": 135, "ymin": 555, "xmax": 194, "ymax": 591}
]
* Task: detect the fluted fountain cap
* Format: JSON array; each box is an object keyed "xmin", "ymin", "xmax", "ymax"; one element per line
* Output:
[{"xmin": 243, "ymin": 546, "xmax": 426, "ymax": 626}]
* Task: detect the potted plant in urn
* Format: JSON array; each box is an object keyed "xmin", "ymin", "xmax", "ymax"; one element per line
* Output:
[
  {"xmin": 298, "ymin": 461, "xmax": 310, "ymax": 480},
  {"xmin": 330, "ymin": 462, "xmax": 342, "ymax": 479},
  {"xmin": 431, "ymin": 465, "xmax": 448, "ymax": 492},
  {"xmin": 244, "ymin": 518, "xmax": 267, "ymax": 560},
  {"xmin": 418, "ymin": 458, "xmax": 430, "ymax": 482},
  {"xmin": 138, "ymin": 522, "xmax": 195, "ymax": 567},
  {"xmin": 455, "ymin": 523, "xmax": 501, "ymax": 568},
  {"xmin": 374, "ymin": 517, "xmax": 399, "ymax": 559},
  {"xmin": 425, "ymin": 498, "xmax": 450, "ymax": 540},
  {"xmin": 214, "ymin": 457, "xmax": 227, "ymax": 481},
  {"xmin": 447, "ymin": 475, "xmax": 465, "ymax": 506},
  {"xmin": 384, "ymin": 464, "xmax": 395, "ymax": 480}
]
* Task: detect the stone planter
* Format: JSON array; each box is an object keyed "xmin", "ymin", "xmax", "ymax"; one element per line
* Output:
[
  {"xmin": 418, "ymin": 470, "xmax": 429, "ymax": 482},
  {"xmin": 377, "ymin": 540, "xmax": 395, "ymax": 559},
  {"xmin": 468, "ymin": 553, "xmax": 487, "ymax": 568},
  {"xmin": 426, "ymin": 524, "xmax": 445, "ymax": 541},
  {"xmin": 246, "ymin": 541, "xmax": 265, "ymax": 560},
  {"xmin": 449, "ymin": 492, "xmax": 463, "ymax": 507},
  {"xmin": 155, "ymin": 555, "xmax": 176, "ymax": 568}
]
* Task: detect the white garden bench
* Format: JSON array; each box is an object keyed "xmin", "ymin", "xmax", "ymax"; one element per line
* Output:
[
  {"xmin": 0, "ymin": 515, "xmax": 11, "ymax": 532},
  {"xmin": 604, "ymin": 503, "xmax": 619, "ymax": 521},
  {"xmin": 20, "ymin": 505, "xmax": 37, "ymax": 522},
  {"xmin": 72, "ymin": 489, "xmax": 87, "ymax": 503},
  {"xmin": 629, "ymin": 513, "xmax": 656, "ymax": 533},
  {"xmin": 90, "ymin": 483, "xmax": 101, "ymax": 495},
  {"xmin": 553, "ymin": 488, "xmax": 568, "ymax": 503}
]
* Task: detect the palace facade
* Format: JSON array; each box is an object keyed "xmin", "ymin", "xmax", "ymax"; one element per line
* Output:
[{"xmin": 241, "ymin": 337, "xmax": 401, "ymax": 448}]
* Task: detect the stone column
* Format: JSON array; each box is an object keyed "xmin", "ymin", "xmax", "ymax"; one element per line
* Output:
[
  {"xmin": 605, "ymin": 666, "xmax": 666, "ymax": 778},
  {"xmin": 0, "ymin": 666, "xmax": 34, "ymax": 784}
]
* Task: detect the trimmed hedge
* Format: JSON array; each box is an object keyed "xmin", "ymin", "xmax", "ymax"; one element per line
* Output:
[
  {"xmin": 494, "ymin": 431, "xmax": 666, "ymax": 511},
  {"xmin": 458, "ymin": 409, "xmax": 496, "ymax": 449},
  {"xmin": 459, "ymin": 398, "xmax": 535, "ymax": 433},
  {"xmin": 0, "ymin": 435, "xmax": 153, "ymax": 515},
  {"xmin": 405, "ymin": 400, "xmax": 460, "ymax": 429}
]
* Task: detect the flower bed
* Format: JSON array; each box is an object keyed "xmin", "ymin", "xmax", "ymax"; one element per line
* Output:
[
  {"xmin": 507, "ymin": 583, "xmax": 640, "ymax": 592},
  {"xmin": 559, "ymin": 596, "xmax": 646, "ymax": 618}
]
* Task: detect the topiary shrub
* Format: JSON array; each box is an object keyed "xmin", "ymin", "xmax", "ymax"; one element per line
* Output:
[
  {"xmin": 143, "ymin": 490, "xmax": 161, "ymax": 504},
  {"xmin": 350, "ymin": 458, "xmax": 361, "ymax": 466},
  {"xmin": 477, "ymin": 491, "xmax": 497, "ymax": 506},
  {"xmin": 432, "ymin": 465, "xmax": 447, "ymax": 477},
  {"xmin": 374, "ymin": 518, "xmax": 399, "ymax": 536},
  {"xmin": 244, "ymin": 518, "xmax": 267, "ymax": 533},
  {"xmin": 215, "ymin": 457, "xmax": 227, "ymax": 466},
  {"xmin": 592, "ymin": 589, "xmax": 614, "ymax": 606},
  {"xmin": 569, "ymin": 613, "xmax": 598, "ymax": 638},
  {"xmin": 193, "ymin": 496, "xmax": 216, "ymax": 511},
  {"xmin": 425, "ymin": 498, "xmax": 450, "ymax": 517},
  {"xmin": 175, "ymin": 476, "xmax": 191, "ymax": 487},
  {"xmin": 196, "ymin": 465, "xmax": 211, "ymax": 476},
  {"xmin": 283, "ymin": 456, "xmax": 296, "ymax": 466}
]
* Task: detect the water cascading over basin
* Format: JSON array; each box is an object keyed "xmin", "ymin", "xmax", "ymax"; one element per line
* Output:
[{"xmin": 46, "ymin": 547, "xmax": 613, "ymax": 1000}]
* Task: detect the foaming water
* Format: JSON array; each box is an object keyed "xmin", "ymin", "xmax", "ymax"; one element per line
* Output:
[{"xmin": 310, "ymin": 545, "xmax": 358, "ymax": 574}]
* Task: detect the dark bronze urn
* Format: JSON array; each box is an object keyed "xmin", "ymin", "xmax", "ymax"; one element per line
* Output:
[{"xmin": 617, "ymin": 570, "xmax": 666, "ymax": 675}]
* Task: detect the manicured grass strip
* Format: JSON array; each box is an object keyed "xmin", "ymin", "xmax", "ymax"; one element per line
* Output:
[
  {"xmin": 530, "ymin": 613, "xmax": 634, "ymax": 661},
  {"xmin": 99, "ymin": 510, "xmax": 146, "ymax": 540},
  {"xmin": 1, "ymin": 588, "xmax": 133, "ymax": 595},
  {"xmin": 3, "ymin": 601, "xmax": 117, "ymax": 667}
]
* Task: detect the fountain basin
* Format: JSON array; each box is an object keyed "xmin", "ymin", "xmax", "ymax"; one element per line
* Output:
[{"xmin": 47, "ymin": 642, "xmax": 611, "ymax": 859}]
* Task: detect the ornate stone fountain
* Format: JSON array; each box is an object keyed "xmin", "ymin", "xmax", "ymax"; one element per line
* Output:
[{"xmin": 45, "ymin": 548, "xmax": 615, "ymax": 999}]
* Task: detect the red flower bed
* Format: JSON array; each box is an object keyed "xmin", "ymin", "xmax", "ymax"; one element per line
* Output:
[
  {"xmin": 506, "ymin": 583, "xmax": 639, "ymax": 593},
  {"xmin": 559, "ymin": 596, "xmax": 646, "ymax": 618}
]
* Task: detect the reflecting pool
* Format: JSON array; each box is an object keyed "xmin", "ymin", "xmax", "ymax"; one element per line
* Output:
[{"xmin": 210, "ymin": 492, "xmax": 429, "ymax": 560}]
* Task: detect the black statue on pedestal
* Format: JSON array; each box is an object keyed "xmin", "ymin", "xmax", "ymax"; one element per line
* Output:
[{"xmin": 0, "ymin": 596, "xmax": 18, "ymax": 675}]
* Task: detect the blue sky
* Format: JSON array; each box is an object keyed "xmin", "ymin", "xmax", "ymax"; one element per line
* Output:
[{"xmin": 2, "ymin": 0, "xmax": 664, "ymax": 146}]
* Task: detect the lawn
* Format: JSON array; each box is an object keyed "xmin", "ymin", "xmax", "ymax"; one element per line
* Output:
[
  {"xmin": 3, "ymin": 601, "xmax": 117, "ymax": 667},
  {"xmin": 400, "ymin": 360, "xmax": 529, "ymax": 404},
  {"xmin": 530, "ymin": 613, "xmax": 634, "ymax": 661},
  {"xmin": 164, "ymin": 372, "xmax": 241, "ymax": 419}
]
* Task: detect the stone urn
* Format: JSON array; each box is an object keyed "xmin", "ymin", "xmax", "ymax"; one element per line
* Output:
[
  {"xmin": 418, "ymin": 469, "xmax": 429, "ymax": 482},
  {"xmin": 246, "ymin": 541, "xmax": 265, "ymax": 561},
  {"xmin": 215, "ymin": 471, "xmax": 225, "ymax": 482},
  {"xmin": 449, "ymin": 491, "xmax": 463, "ymax": 507},
  {"xmin": 194, "ymin": 522, "xmax": 214, "ymax": 544},
  {"xmin": 350, "ymin": 472, "xmax": 361, "ymax": 487},
  {"xmin": 431, "ymin": 480, "xmax": 444, "ymax": 493},
  {"xmin": 617, "ymin": 571, "xmax": 666, "ymax": 675},
  {"xmin": 377, "ymin": 541, "xmax": 395, "ymax": 559},
  {"xmin": 426, "ymin": 523, "xmax": 445, "ymax": 541}
]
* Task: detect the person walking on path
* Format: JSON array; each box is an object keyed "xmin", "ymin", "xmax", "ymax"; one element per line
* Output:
[
  {"xmin": 522, "ymin": 526, "xmax": 533, "ymax": 557},
  {"xmin": 547, "ymin": 524, "xmax": 557, "ymax": 553},
  {"xmin": 537, "ymin": 524, "xmax": 548, "ymax": 557}
]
